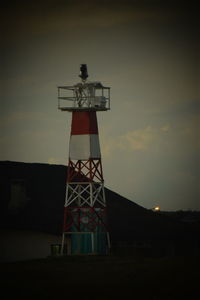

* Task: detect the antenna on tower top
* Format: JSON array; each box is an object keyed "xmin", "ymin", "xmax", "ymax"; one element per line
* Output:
[{"xmin": 79, "ymin": 64, "xmax": 88, "ymax": 81}]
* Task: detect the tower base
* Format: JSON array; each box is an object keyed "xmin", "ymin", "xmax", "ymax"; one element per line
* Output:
[{"xmin": 61, "ymin": 231, "xmax": 110, "ymax": 255}]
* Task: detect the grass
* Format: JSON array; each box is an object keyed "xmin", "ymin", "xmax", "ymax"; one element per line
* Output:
[{"xmin": 1, "ymin": 254, "xmax": 199, "ymax": 299}]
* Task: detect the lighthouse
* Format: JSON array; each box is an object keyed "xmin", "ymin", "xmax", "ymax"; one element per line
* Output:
[{"xmin": 58, "ymin": 65, "xmax": 111, "ymax": 255}]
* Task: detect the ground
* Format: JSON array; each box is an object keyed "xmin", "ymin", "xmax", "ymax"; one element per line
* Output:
[{"xmin": 1, "ymin": 254, "xmax": 199, "ymax": 299}]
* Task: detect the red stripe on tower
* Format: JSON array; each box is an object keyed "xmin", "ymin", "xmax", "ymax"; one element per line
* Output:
[{"xmin": 71, "ymin": 111, "xmax": 98, "ymax": 135}]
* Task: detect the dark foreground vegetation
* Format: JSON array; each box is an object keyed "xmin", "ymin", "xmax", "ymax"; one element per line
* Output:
[{"xmin": 1, "ymin": 254, "xmax": 199, "ymax": 300}]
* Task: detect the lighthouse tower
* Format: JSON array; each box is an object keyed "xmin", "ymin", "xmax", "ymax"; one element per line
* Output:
[{"xmin": 58, "ymin": 65, "xmax": 111, "ymax": 255}]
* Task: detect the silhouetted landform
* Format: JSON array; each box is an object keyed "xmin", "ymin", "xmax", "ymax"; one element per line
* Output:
[
  {"xmin": 160, "ymin": 210, "xmax": 200, "ymax": 223},
  {"xmin": 1, "ymin": 161, "xmax": 199, "ymax": 257}
]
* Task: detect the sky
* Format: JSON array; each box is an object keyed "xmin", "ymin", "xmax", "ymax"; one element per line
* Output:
[{"xmin": 1, "ymin": 1, "xmax": 199, "ymax": 211}]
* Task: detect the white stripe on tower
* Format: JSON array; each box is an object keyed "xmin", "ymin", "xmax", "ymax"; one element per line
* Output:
[{"xmin": 69, "ymin": 111, "xmax": 101, "ymax": 160}]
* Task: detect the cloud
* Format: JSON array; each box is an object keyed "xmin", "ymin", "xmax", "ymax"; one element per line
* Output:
[
  {"xmin": 47, "ymin": 157, "xmax": 61, "ymax": 165},
  {"xmin": 1, "ymin": 1, "xmax": 183, "ymax": 39},
  {"xmin": 101, "ymin": 126, "xmax": 157, "ymax": 157},
  {"xmin": 160, "ymin": 124, "xmax": 170, "ymax": 132},
  {"xmin": 101, "ymin": 118, "xmax": 198, "ymax": 160},
  {"xmin": 123, "ymin": 126, "xmax": 156, "ymax": 151}
]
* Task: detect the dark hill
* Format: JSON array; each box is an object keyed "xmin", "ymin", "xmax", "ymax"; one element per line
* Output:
[{"xmin": 0, "ymin": 161, "xmax": 199, "ymax": 255}]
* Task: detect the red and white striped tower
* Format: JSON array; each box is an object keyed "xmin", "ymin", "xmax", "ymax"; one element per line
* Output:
[{"xmin": 58, "ymin": 65, "xmax": 111, "ymax": 254}]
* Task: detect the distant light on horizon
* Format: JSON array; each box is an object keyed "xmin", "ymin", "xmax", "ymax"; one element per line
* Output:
[{"xmin": 153, "ymin": 206, "xmax": 160, "ymax": 212}]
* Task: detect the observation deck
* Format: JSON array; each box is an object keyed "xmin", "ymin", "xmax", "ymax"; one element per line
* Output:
[{"xmin": 58, "ymin": 81, "xmax": 110, "ymax": 112}]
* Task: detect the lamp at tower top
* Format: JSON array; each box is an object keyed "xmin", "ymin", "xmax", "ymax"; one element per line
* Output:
[
  {"xmin": 58, "ymin": 64, "xmax": 110, "ymax": 112},
  {"xmin": 79, "ymin": 64, "xmax": 88, "ymax": 81}
]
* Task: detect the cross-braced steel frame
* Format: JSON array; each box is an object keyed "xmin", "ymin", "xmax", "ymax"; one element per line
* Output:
[{"xmin": 61, "ymin": 158, "xmax": 110, "ymax": 254}]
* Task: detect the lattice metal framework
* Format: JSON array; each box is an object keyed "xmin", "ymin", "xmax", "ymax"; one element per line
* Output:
[{"xmin": 59, "ymin": 65, "xmax": 110, "ymax": 255}]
